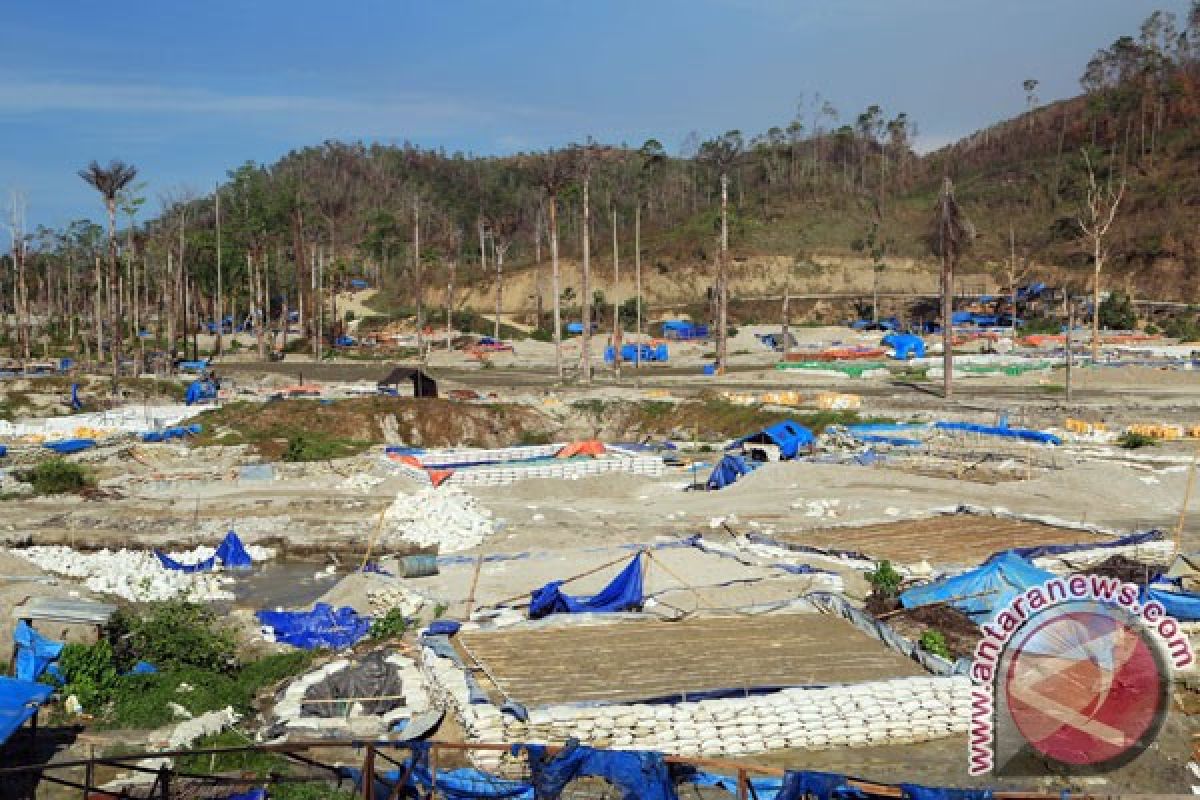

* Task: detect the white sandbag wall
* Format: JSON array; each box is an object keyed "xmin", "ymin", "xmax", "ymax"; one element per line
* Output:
[
  {"xmin": 420, "ymin": 643, "xmax": 969, "ymax": 770},
  {"xmin": 273, "ymin": 655, "xmax": 429, "ymax": 737},
  {"xmin": 384, "ymin": 444, "xmax": 664, "ymax": 487}
]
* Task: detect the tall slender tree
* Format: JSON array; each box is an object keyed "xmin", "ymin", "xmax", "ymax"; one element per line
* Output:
[
  {"xmin": 78, "ymin": 159, "xmax": 138, "ymax": 383},
  {"xmin": 931, "ymin": 177, "xmax": 973, "ymax": 399},
  {"xmin": 699, "ymin": 131, "xmax": 743, "ymax": 373},
  {"xmin": 1076, "ymin": 149, "xmax": 1126, "ymax": 362}
]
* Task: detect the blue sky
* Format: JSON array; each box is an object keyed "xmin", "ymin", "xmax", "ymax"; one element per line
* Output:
[{"xmin": 1, "ymin": 0, "xmax": 1185, "ymax": 228}]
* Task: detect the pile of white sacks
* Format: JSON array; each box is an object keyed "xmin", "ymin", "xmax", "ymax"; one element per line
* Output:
[
  {"xmin": 12, "ymin": 542, "xmax": 274, "ymax": 603},
  {"xmin": 367, "ymin": 584, "xmax": 429, "ymax": 618},
  {"xmin": 422, "ymin": 643, "xmax": 969, "ymax": 770},
  {"xmin": 382, "ymin": 487, "xmax": 497, "ymax": 553}
]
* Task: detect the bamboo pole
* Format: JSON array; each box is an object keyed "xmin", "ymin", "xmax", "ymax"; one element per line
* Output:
[{"xmin": 1175, "ymin": 443, "xmax": 1200, "ymax": 557}]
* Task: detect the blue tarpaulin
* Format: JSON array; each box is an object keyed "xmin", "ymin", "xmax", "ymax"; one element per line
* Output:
[
  {"xmin": 179, "ymin": 360, "xmax": 209, "ymax": 372},
  {"xmin": 934, "ymin": 421, "xmax": 1061, "ymax": 446},
  {"xmin": 43, "ymin": 438, "xmax": 95, "ymax": 454},
  {"xmin": 1144, "ymin": 584, "xmax": 1200, "ymax": 621},
  {"xmin": 222, "ymin": 790, "xmax": 266, "ymax": 800},
  {"xmin": 0, "ymin": 445, "xmax": 6, "ymax": 458},
  {"xmin": 883, "ymin": 333, "xmax": 925, "ymax": 360},
  {"xmin": 185, "ymin": 379, "xmax": 217, "ymax": 406},
  {"xmin": 70, "ymin": 383, "xmax": 82, "ymax": 411},
  {"xmin": 900, "ymin": 552, "xmax": 1054, "ymax": 621},
  {"xmin": 989, "ymin": 529, "xmax": 1161, "ymax": 562},
  {"xmin": 706, "ymin": 454, "xmax": 754, "ymax": 490},
  {"xmin": 729, "ymin": 420, "xmax": 814, "ymax": 460},
  {"xmin": 0, "ymin": 677, "xmax": 52, "ymax": 747},
  {"xmin": 349, "ymin": 278, "xmax": 370, "ymax": 289},
  {"xmin": 13, "ymin": 622, "xmax": 63, "ymax": 683},
  {"xmin": 256, "ymin": 603, "xmax": 371, "ymax": 650},
  {"xmin": 157, "ymin": 531, "xmax": 254, "ymax": 573},
  {"xmin": 529, "ymin": 554, "xmax": 644, "ymax": 619},
  {"xmin": 522, "ymin": 742, "xmax": 675, "ymax": 800}
]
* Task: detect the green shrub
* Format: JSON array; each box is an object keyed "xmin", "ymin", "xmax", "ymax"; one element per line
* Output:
[
  {"xmin": 55, "ymin": 640, "xmax": 119, "ymax": 711},
  {"xmin": 1099, "ymin": 290, "xmax": 1137, "ymax": 330},
  {"xmin": 111, "ymin": 602, "xmax": 236, "ymax": 672},
  {"xmin": 369, "ymin": 608, "xmax": 409, "ymax": 641},
  {"xmin": 25, "ymin": 458, "xmax": 91, "ymax": 494},
  {"xmin": 1117, "ymin": 431, "xmax": 1158, "ymax": 449},
  {"xmin": 919, "ymin": 630, "xmax": 952, "ymax": 660},
  {"xmin": 867, "ymin": 560, "xmax": 903, "ymax": 599},
  {"xmin": 529, "ymin": 328, "xmax": 554, "ymax": 343},
  {"xmin": 283, "ymin": 434, "xmax": 341, "ymax": 462}
]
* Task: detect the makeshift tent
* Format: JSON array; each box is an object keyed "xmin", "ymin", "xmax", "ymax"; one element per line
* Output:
[
  {"xmin": 378, "ymin": 366, "xmax": 438, "ymax": 398},
  {"xmin": 706, "ymin": 453, "xmax": 753, "ymax": 490},
  {"xmin": 900, "ymin": 552, "xmax": 1054, "ymax": 621},
  {"xmin": 185, "ymin": 379, "xmax": 217, "ymax": 406},
  {"xmin": 522, "ymin": 742, "xmax": 675, "ymax": 800},
  {"xmin": 728, "ymin": 420, "xmax": 814, "ymax": 461},
  {"xmin": 256, "ymin": 603, "xmax": 371, "ymax": 650},
  {"xmin": 529, "ymin": 553, "xmax": 644, "ymax": 619},
  {"xmin": 70, "ymin": 383, "xmax": 82, "ymax": 411},
  {"xmin": 556, "ymin": 440, "xmax": 605, "ymax": 458},
  {"xmin": 12, "ymin": 622, "xmax": 63, "ymax": 683},
  {"xmin": 0, "ymin": 677, "xmax": 52, "ymax": 747},
  {"xmin": 43, "ymin": 439, "xmax": 95, "ymax": 454},
  {"xmin": 883, "ymin": 333, "xmax": 925, "ymax": 360},
  {"xmin": 0, "ymin": 445, "xmax": 6, "ymax": 458},
  {"xmin": 349, "ymin": 278, "xmax": 370, "ymax": 289},
  {"xmin": 661, "ymin": 320, "xmax": 708, "ymax": 340},
  {"xmin": 334, "ymin": 335, "xmax": 357, "ymax": 347}
]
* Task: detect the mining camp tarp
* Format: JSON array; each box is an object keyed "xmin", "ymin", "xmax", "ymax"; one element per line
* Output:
[
  {"xmin": 988, "ymin": 529, "xmax": 1162, "ymax": 562},
  {"xmin": 1144, "ymin": 584, "xmax": 1200, "ymax": 621},
  {"xmin": 256, "ymin": 603, "xmax": 371, "ymax": 650},
  {"xmin": 934, "ymin": 421, "xmax": 1061, "ymax": 445},
  {"xmin": 185, "ymin": 379, "xmax": 217, "ymax": 405},
  {"xmin": 706, "ymin": 453, "xmax": 754, "ymax": 490},
  {"xmin": 528, "ymin": 553, "xmax": 644, "ymax": 619},
  {"xmin": 883, "ymin": 333, "xmax": 925, "ymax": 360},
  {"xmin": 900, "ymin": 552, "xmax": 1055, "ymax": 621},
  {"xmin": 728, "ymin": 420, "xmax": 815, "ymax": 460},
  {"xmin": 13, "ymin": 622, "xmax": 63, "ymax": 683},
  {"xmin": 156, "ymin": 531, "xmax": 254, "ymax": 572},
  {"xmin": 43, "ymin": 438, "xmax": 96, "ymax": 454},
  {"xmin": 0, "ymin": 677, "xmax": 52, "ymax": 747},
  {"xmin": 522, "ymin": 742, "xmax": 675, "ymax": 800}
]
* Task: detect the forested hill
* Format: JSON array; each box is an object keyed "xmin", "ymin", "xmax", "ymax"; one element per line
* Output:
[{"xmin": 13, "ymin": 4, "xmax": 1200, "ymax": 333}]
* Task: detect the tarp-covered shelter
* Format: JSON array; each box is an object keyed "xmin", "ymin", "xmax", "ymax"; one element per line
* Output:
[
  {"xmin": 0, "ymin": 677, "xmax": 52, "ymax": 748},
  {"xmin": 12, "ymin": 622, "xmax": 62, "ymax": 683},
  {"xmin": 529, "ymin": 554, "xmax": 645, "ymax": 619},
  {"xmin": 707, "ymin": 454, "xmax": 754, "ymax": 490},
  {"xmin": 378, "ymin": 366, "xmax": 438, "ymax": 398},
  {"xmin": 1144, "ymin": 583, "xmax": 1200, "ymax": 621},
  {"xmin": 728, "ymin": 420, "xmax": 814, "ymax": 461},
  {"xmin": 185, "ymin": 379, "xmax": 217, "ymax": 406},
  {"xmin": 156, "ymin": 531, "xmax": 254, "ymax": 573},
  {"xmin": 883, "ymin": 333, "xmax": 925, "ymax": 360},
  {"xmin": 900, "ymin": 552, "xmax": 1054, "ymax": 621}
]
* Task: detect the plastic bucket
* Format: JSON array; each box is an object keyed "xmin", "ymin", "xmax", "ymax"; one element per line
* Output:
[{"xmin": 399, "ymin": 554, "xmax": 439, "ymax": 578}]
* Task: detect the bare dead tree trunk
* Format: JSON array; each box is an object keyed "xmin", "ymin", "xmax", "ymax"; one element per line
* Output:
[
  {"xmin": 215, "ymin": 187, "xmax": 224, "ymax": 357},
  {"xmin": 611, "ymin": 205, "xmax": 622, "ymax": 382},
  {"xmin": 580, "ymin": 176, "xmax": 592, "ymax": 384},
  {"xmin": 634, "ymin": 202, "xmax": 642, "ymax": 385},
  {"xmin": 446, "ymin": 257, "xmax": 455, "ymax": 351},
  {"xmin": 1076, "ymin": 149, "xmax": 1125, "ymax": 363},
  {"xmin": 413, "ymin": 200, "xmax": 423, "ymax": 355},
  {"xmin": 550, "ymin": 195, "xmax": 563, "ymax": 381},
  {"xmin": 782, "ymin": 282, "xmax": 791, "ymax": 361},
  {"xmin": 716, "ymin": 172, "xmax": 729, "ymax": 372},
  {"xmin": 494, "ymin": 235, "xmax": 503, "ymax": 342}
]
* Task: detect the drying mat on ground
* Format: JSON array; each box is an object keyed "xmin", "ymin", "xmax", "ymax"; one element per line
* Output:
[{"xmin": 457, "ymin": 614, "xmax": 925, "ymax": 707}]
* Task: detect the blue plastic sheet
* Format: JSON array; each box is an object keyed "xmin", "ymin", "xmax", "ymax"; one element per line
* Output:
[
  {"xmin": 0, "ymin": 445, "xmax": 6, "ymax": 458},
  {"xmin": 521, "ymin": 741, "xmax": 675, "ymax": 800},
  {"xmin": 934, "ymin": 421, "xmax": 1061, "ymax": 446},
  {"xmin": 13, "ymin": 622, "xmax": 63, "ymax": 682},
  {"xmin": 1144, "ymin": 584, "xmax": 1200, "ymax": 621},
  {"xmin": 706, "ymin": 453, "xmax": 753, "ymax": 490},
  {"xmin": 0, "ymin": 677, "xmax": 52, "ymax": 747},
  {"xmin": 256, "ymin": 603, "xmax": 371, "ymax": 650},
  {"xmin": 990, "ymin": 529, "xmax": 1161, "ymax": 562},
  {"xmin": 900, "ymin": 552, "xmax": 1055, "ymax": 621},
  {"xmin": 155, "ymin": 551, "xmax": 216, "ymax": 573},
  {"xmin": 185, "ymin": 379, "xmax": 217, "ymax": 405},
  {"xmin": 130, "ymin": 660, "xmax": 158, "ymax": 675},
  {"xmin": 157, "ymin": 531, "xmax": 253, "ymax": 572},
  {"xmin": 43, "ymin": 438, "xmax": 96, "ymax": 454},
  {"xmin": 883, "ymin": 333, "xmax": 925, "ymax": 359},
  {"xmin": 529, "ymin": 554, "xmax": 644, "ymax": 619},
  {"xmin": 70, "ymin": 383, "xmax": 82, "ymax": 411}
]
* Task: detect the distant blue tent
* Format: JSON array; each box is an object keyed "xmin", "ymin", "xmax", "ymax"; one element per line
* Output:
[
  {"xmin": 43, "ymin": 439, "xmax": 95, "ymax": 454},
  {"xmin": 256, "ymin": 603, "xmax": 371, "ymax": 650},
  {"xmin": 178, "ymin": 360, "xmax": 209, "ymax": 373},
  {"xmin": 529, "ymin": 553, "xmax": 644, "ymax": 619},
  {"xmin": 13, "ymin": 622, "xmax": 63, "ymax": 683},
  {"xmin": 335, "ymin": 335, "xmax": 357, "ymax": 347},
  {"xmin": 349, "ymin": 278, "xmax": 369, "ymax": 289},
  {"xmin": 900, "ymin": 552, "xmax": 1054, "ymax": 621},
  {"xmin": 185, "ymin": 379, "xmax": 217, "ymax": 406},
  {"xmin": 0, "ymin": 677, "xmax": 52, "ymax": 747},
  {"xmin": 566, "ymin": 322, "xmax": 584, "ymax": 334},
  {"xmin": 729, "ymin": 420, "xmax": 814, "ymax": 460},
  {"xmin": 0, "ymin": 445, "xmax": 6, "ymax": 458},
  {"xmin": 70, "ymin": 383, "xmax": 82, "ymax": 411},
  {"xmin": 707, "ymin": 454, "xmax": 753, "ymax": 490},
  {"xmin": 883, "ymin": 333, "xmax": 925, "ymax": 360}
]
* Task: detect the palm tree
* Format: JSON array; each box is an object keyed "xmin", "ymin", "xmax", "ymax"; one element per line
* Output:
[
  {"xmin": 931, "ymin": 177, "xmax": 973, "ymax": 399},
  {"xmin": 79, "ymin": 159, "xmax": 138, "ymax": 381}
]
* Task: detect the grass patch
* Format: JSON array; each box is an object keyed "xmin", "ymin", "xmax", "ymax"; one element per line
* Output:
[
  {"xmin": 618, "ymin": 395, "xmax": 892, "ymax": 439},
  {"xmin": 22, "ymin": 458, "xmax": 93, "ymax": 495},
  {"xmin": 1118, "ymin": 431, "xmax": 1158, "ymax": 449}
]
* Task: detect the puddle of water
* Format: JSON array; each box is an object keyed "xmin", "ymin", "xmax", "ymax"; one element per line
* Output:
[{"xmin": 230, "ymin": 560, "xmax": 341, "ymax": 610}]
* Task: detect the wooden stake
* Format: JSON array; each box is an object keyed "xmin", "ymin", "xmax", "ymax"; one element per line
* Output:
[{"xmin": 463, "ymin": 554, "xmax": 484, "ymax": 620}]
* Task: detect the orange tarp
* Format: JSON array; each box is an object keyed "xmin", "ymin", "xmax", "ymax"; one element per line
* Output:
[
  {"xmin": 556, "ymin": 440, "xmax": 606, "ymax": 458},
  {"xmin": 428, "ymin": 469, "xmax": 454, "ymax": 487}
]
